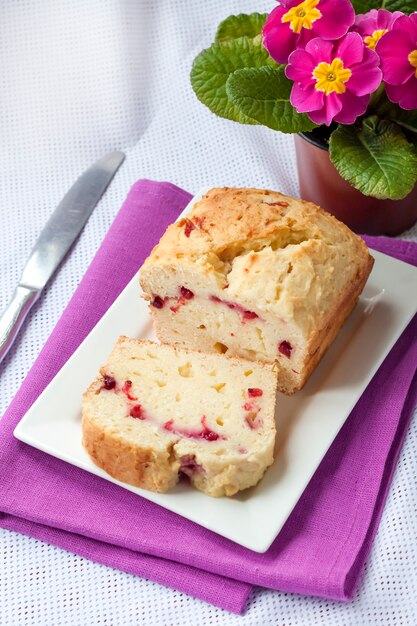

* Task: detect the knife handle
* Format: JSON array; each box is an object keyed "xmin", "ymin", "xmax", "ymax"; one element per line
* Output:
[{"xmin": 0, "ymin": 285, "xmax": 40, "ymax": 364}]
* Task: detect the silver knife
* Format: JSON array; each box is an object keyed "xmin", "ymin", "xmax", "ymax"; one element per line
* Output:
[{"xmin": 0, "ymin": 150, "xmax": 125, "ymax": 364}]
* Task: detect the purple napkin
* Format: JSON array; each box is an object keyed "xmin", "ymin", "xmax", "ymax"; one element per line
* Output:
[{"xmin": 1, "ymin": 180, "xmax": 416, "ymax": 614}]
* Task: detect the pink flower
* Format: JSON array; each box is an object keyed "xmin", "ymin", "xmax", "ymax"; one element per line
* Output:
[
  {"xmin": 263, "ymin": 0, "xmax": 355, "ymax": 64},
  {"xmin": 286, "ymin": 32, "xmax": 382, "ymax": 126},
  {"xmin": 377, "ymin": 13, "xmax": 417, "ymax": 110},
  {"xmin": 354, "ymin": 9, "xmax": 403, "ymax": 51}
]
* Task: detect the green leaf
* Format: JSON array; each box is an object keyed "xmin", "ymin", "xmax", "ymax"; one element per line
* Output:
[
  {"xmin": 215, "ymin": 13, "xmax": 268, "ymax": 43},
  {"xmin": 190, "ymin": 37, "xmax": 276, "ymax": 124},
  {"xmin": 329, "ymin": 116, "xmax": 417, "ymax": 200},
  {"xmin": 350, "ymin": 0, "xmax": 415, "ymax": 15},
  {"xmin": 226, "ymin": 65, "xmax": 317, "ymax": 133}
]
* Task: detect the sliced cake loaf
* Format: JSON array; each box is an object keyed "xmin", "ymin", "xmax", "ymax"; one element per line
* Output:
[
  {"xmin": 82, "ymin": 337, "xmax": 277, "ymax": 497},
  {"xmin": 140, "ymin": 187, "xmax": 374, "ymax": 394}
]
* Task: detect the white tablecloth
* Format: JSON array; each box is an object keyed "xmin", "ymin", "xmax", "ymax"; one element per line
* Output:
[{"xmin": 1, "ymin": 1, "xmax": 416, "ymax": 624}]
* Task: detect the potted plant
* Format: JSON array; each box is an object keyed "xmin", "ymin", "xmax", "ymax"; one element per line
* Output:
[{"xmin": 190, "ymin": 1, "xmax": 417, "ymax": 235}]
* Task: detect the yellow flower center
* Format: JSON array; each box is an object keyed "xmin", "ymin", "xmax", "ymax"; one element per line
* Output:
[
  {"xmin": 313, "ymin": 58, "xmax": 352, "ymax": 95},
  {"xmin": 364, "ymin": 29, "xmax": 388, "ymax": 50},
  {"xmin": 281, "ymin": 0, "xmax": 322, "ymax": 34},
  {"xmin": 409, "ymin": 49, "xmax": 417, "ymax": 78}
]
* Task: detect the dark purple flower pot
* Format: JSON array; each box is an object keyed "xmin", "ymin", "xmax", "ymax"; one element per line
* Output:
[{"xmin": 295, "ymin": 131, "xmax": 417, "ymax": 236}]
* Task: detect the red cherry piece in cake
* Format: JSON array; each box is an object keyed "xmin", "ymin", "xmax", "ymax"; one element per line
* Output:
[
  {"xmin": 122, "ymin": 380, "xmax": 137, "ymax": 401},
  {"xmin": 151, "ymin": 296, "xmax": 164, "ymax": 309},
  {"xmin": 184, "ymin": 219, "xmax": 195, "ymax": 237},
  {"xmin": 243, "ymin": 401, "xmax": 253, "ymax": 411},
  {"xmin": 243, "ymin": 310, "xmax": 258, "ymax": 321},
  {"xmin": 180, "ymin": 286, "xmax": 194, "ymax": 300},
  {"xmin": 269, "ymin": 200, "xmax": 289, "ymax": 207},
  {"xmin": 164, "ymin": 419, "xmax": 174, "ymax": 432},
  {"xmin": 248, "ymin": 388, "xmax": 263, "ymax": 397},
  {"xmin": 279, "ymin": 340, "xmax": 292, "ymax": 358},
  {"xmin": 163, "ymin": 416, "xmax": 224, "ymax": 441},
  {"xmin": 102, "ymin": 374, "xmax": 116, "ymax": 390},
  {"xmin": 200, "ymin": 415, "xmax": 221, "ymax": 441},
  {"xmin": 210, "ymin": 295, "xmax": 259, "ymax": 322},
  {"xmin": 203, "ymin": 430, "xmax": 219, "ymax": 441},
  {"xmin": 130, "ymin": 404, "xmax": 144, "ymax": 419}
]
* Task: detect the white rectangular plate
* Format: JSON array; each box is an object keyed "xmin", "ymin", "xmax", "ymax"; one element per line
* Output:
[{"xmin": 14, "ymin": 189, "xmax": 417, "ymax": 552}]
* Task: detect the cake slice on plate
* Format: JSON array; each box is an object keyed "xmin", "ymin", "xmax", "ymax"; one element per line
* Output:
[
  {"xmin": 82, "ymin": 337, "xmax": 277, "ymax": 497},
  {"xmin": 140, "ymin": 187, "xmax": 374, "ymax": 394}
]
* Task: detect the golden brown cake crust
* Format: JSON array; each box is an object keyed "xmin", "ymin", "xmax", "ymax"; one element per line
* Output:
[
  {"xmin": 295, "ymin": 253, "xmax": 373, "ymax": 393},
  {"xmin": 142, "ymin": 186, "xmax": 371, "ymax": 268},
  {"xmin": 82, "ymin": 381, "xmax": 180, "ymax": 493}
]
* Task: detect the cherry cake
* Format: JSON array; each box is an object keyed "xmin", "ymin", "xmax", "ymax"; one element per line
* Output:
[
  {"xmin": 82, "ymin": 337, "xmax": 277, "ymax": 497},
  {"xmin": 140, "ymin": 187, "xmax": 374, "ymax": 394}
]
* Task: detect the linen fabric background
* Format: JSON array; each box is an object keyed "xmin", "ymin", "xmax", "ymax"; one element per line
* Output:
[{"xmin": 1, "ymin": 1, "xmax": 416, "ymax": 625}]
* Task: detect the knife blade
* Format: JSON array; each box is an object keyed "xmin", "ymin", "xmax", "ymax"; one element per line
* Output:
[{"xmin": 0, "ymin": 150, "xmax": 125, "ymax": 364}]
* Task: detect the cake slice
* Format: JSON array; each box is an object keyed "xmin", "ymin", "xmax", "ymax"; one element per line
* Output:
[
  {"xmin": 140, "ymin": 187, "xmax": 374, "ymax": 394},
  {"xmin": 82, "ymin": 337, "xmax": 277, "ymax": 497}
]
